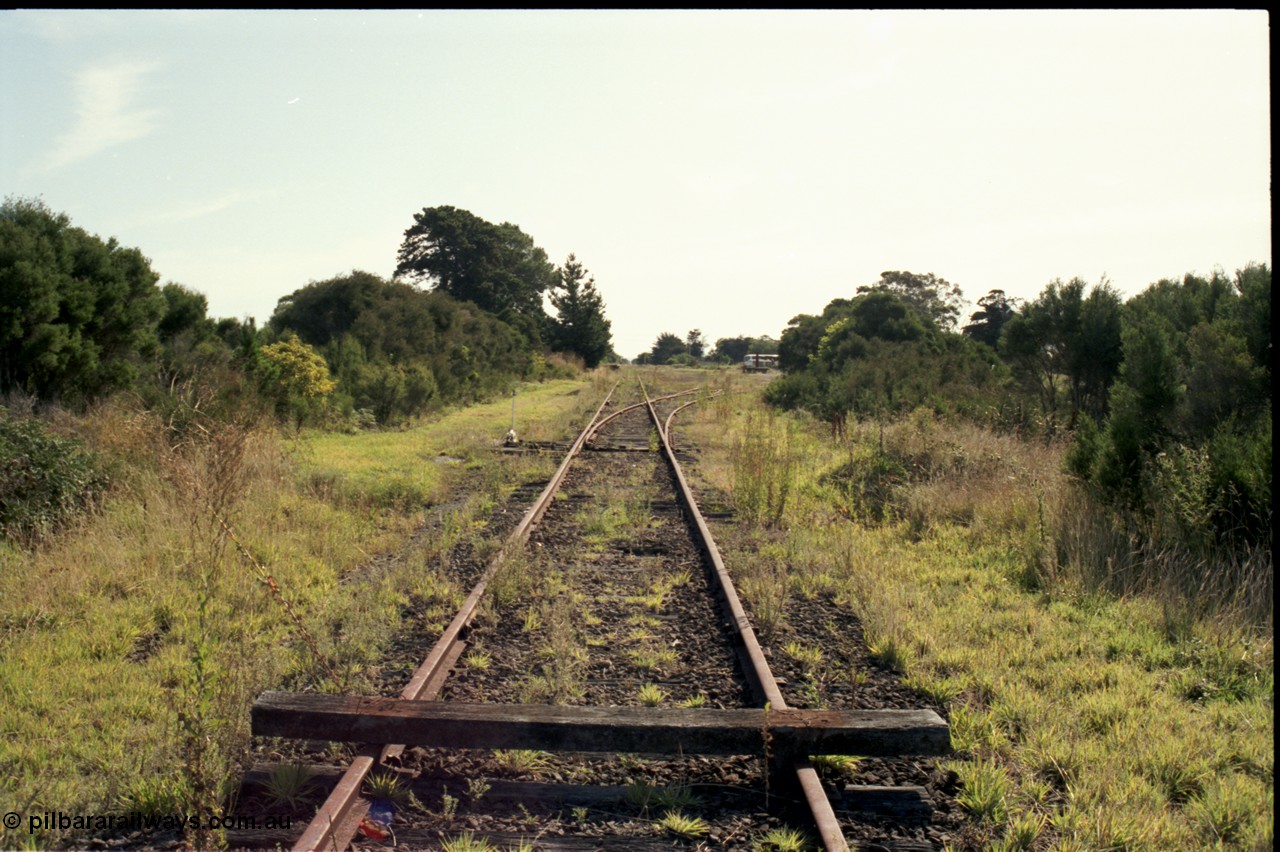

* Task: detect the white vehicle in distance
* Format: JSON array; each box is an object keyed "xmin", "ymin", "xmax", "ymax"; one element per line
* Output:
[{"xmin": 741, "ymin": 354, "xmax": 779, "ymax": 373}]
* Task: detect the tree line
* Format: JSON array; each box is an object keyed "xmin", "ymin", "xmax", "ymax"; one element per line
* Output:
[
  {"xmin": 1, "ymin": 198, "xmax": 614, "ymax": 431},
  {"xmin": 633, "ymin": 329, "xmax": 779, "ymax": 365},
  {"xmin": 765, "ymin": 266, "xmax": 1271, "ymax": 551}
]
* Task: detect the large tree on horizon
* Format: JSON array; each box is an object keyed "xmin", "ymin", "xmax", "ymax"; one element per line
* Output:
[
  {"xmin": 962, "ymin": 289, "xmax": 1020, "ymax": 349},
  {"xmin": 857, "ymin": 270, "xmax": 965, "ymax": 332},
  {"xmin": 394, "ymin": 205, "xmax": 558, "ymax": 344},
  {"xmin": 643, "ymin": 332, "xmax": 687, "ymax": 365}
]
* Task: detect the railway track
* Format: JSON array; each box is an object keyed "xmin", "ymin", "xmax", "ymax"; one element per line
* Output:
[{"xmin": 234, "ymin": 378, "xmax": 950, "ymax": 851}]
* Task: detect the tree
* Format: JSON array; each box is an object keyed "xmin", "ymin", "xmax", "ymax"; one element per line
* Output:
[
  {"xmin": 712, "ymin": 336, "xmax": 752, "ymax": 363},
  {"xmin": 1070, "ymin": 264, "xmax": 1272, "ymax": 544},
  {"xmin": 844, "ymin": 291, "xmax": 931, "ymax": 343},
  {"xmin": 394, "ymin": 206, "xmax": 558, "ymax": 343},
  {"xmin": 150, "ymin": 283, "xmax": 250, "ymax": 422},
  {"xmin": 347, "ymin": 361, "xmax": 437, "ymax": 426},
  {"xmin": 962, "ymin": 289, "xmax": 1019, "ymax": 349},
  {"xmin": 685, "ymin": 329, "xmax": 705, "ymax": 359},
  {"xmin": 270, "ymin": 270, "xmax": 387, "ymax": 348},
  {"xmin": 1000, "ymin": 277, "xmax": 1122, "ymax": 428},
  {"xmin": 749, "ymin": 336, "xmax": 779, "ymax": 355},
  {"xmin": 767, "ymin": 287, "xmax": 1011, "ymax": 427},
  {"xmin": 1086, "ymin": 316, "xmax": 1181, "ymax": 502},
  {"xmin": 270, "ymin": 271, "xmax": 532, "ymax": 423},
  {"xmin": 712, "ymin": 335, "xmax": 780, "ymax": 364},
  {"xmin": 1230, "ymin": 263, "xmax": 1271, "ymax": 381},
  {"xmin": 778, "ymin": 300, "xmax": 853, "ymax": 373},
  {"xmin": 779, "ymin": 289, "xmax": 935, "ymax": 376},
  {"xmin": 1, "ymin": 197, "xmax": 166, "ymax": 403},
  {"xmin": 857, "ymin": 270, "xmax": 965, "ymax": 331},
  {"xmin": 258, "ymin": 335, "xmax": 338, "ymax": 427},
  {"xmin": 647, "ymin": 333, "xmax": 687, "ymax": 365},
  {"xmin": 158, "ymin": 283, "xmax": 212, "ymax": 343},
  {"xmin": 549, "ymin": 254, "xmax": 612, "ymax": 368},
  {"xmin": 1180, "ymin": 322, "xmax": 1258, "ymax": 438}
]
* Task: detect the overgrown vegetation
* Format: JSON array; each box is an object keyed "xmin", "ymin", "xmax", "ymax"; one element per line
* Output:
[
  {"xmin": 0, "ymin": 205, "xmax": 612, "ymax": 845},
  {"xmin": 685, "ymin": 373, "xmax": 1272, "ymax": 850},
  {"xmin": 767, "ymin": 283, "xmax": 1011, "ymax": 429},
  {"xmin": 3, "ymin": 188, "xmax": 1270, "ymax": 849},
  {"xmin": 2, "ymin": 198, "xmax": 612, "ymax": 432},
  {"xmin": 0, "ymin": 380, "xmax": 590, "ymax": 849},
  {"xmin": 1068, "ymin": 267, "xmax": 1271, "ymax": 549},
  {"xmin": 767, "ymin": 264, "xmax": 1271, "ymax": 617},
  {"xmin": 0, "ymin": 412, "xmax": 107, "ymax": 541},
  {"xmin": 1, "ymin": 199, "xmax": 166, "ymax": 404},
  {"xmin": 268, "ymin": 271, "xmax": 536, "ymax": 426},
  {"xmin": 394, "ymin": 204, "xmax": 614, "ymax": 367}
]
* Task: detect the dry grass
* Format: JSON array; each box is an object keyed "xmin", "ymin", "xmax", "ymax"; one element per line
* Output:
[
  {"xmin": 0, "ymin": 376, "xmax": 597, "ymax": 849},
  {"xmin": 682, "ymin": 394, "xmax": 1273, "ymax": 850}
]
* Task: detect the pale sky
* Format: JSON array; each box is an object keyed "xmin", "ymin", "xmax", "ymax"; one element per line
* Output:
[{"xmin": 2, "ymin": 10, "xmax": 1271, "ymax": 359}]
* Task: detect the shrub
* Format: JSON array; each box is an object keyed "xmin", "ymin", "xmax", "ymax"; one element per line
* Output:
[
  {"xmin": 762, "ymin": 371, "xmax": 822, "ymax": 411},
  {"xmin": 0, "ymin": 412, "xmax": 108, "ymax": 541}
]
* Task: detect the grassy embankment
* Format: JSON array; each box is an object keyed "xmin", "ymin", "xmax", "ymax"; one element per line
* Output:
[
  {"xmin": 0, "ymin": 375, "xmax": 604, "ymax": 849},
  {"xmin": 682, "ymin": 370, "xmax": 1272, "ymax": 851}
]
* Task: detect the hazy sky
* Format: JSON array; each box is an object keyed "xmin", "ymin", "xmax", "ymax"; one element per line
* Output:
[{"xmin": 2, "ymin": 10, "xmax": 1270, "ymax": 359}]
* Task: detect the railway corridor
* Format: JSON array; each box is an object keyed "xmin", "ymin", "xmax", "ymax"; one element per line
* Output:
[{"xmin": 236, "ymin": 380, "xmax": 954, "ymax": 851}]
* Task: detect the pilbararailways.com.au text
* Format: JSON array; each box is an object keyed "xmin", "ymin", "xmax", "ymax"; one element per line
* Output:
[{"xmin": 6, "ymin": 810, "xmax": 292, "ymax": 834}]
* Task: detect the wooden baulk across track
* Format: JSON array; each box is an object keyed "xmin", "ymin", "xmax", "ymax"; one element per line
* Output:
[
  {"xmin": 255, "ymin": 379, "xmax": 949, "ymax": 851},
  {"xmin": 253, "ymin": 693, "xmax": 950, "ymax": 756}
]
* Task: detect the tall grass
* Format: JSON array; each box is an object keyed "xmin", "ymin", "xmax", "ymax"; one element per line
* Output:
[
  {"xmin": 1051, "ymin": 487, "xmax": 1273, "ymax": 628},
  {"xmin": 731, "ymin": 409, "xmax": 796, "ymax": 527},
  {"xmin": 1, "ymin": 405, "xmax": 294, "ymax": 848},
  {"xmin": 0, "ymin": 376, "xmax": 595, "ymax": 849},
  {"xmin": 682, "ymin": 397, "xmax": 1273, "ymax": 850}
]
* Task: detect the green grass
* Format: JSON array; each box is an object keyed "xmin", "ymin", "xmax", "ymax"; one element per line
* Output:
[
  {"xmin": 683, "ymin": 384, "xmax": 1274, "ymax": 851},
  {"xmin": 299, "ymin": 377, "xmax": 593, "ymax": 519},
  {"xmin": 783, "ymin": 640, "xmax": 824, "ymax": 668},
  {"xmin": 439, "ymin": 832, "xmax": 498, "ymax": 852},
  {"xmin": 491, "ymin": 749, "xmax": 553, "ymax": 776},
  {"xmin": 576, "ymin": 466, "xmax": 661, "ymax": 549},
  {"xmin": 752, "ymin": 827, "xmax": 812, "ymax": 851},
  {"xmin": 810, "ymin": 754, "xmax": 861, "ymax": 780},
  {"xmin": 463, "ymin": 649, "xmax": 492, "ymax": 671},
  {"xmin": 0, "ymin": 376, "xmax": 598, "ymax": 849},
  {"xmin": 656, "ymin": 809, "xmax": 709, "ymax": 839},
  {"xmin": 637, "ymin": 683, "xmax": 668, "ymax": 706},
  {"xmin": 261, "ymin": 763, "xmax": 314, "ymax": 809},
  {"xmin": 364, "ymin": 771, "xmax": 410, "ymax": 805},
  {"xmin": 629, "ymin": 646, "xmax": 678, "ymax": 673}
]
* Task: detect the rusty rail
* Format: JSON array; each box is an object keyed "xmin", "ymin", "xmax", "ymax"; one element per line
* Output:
[
  {"xmin": 289, "ymin": 379, "xmax": 855, "ymax": 850},
  {"xmin": 291, "ymin": 383, "xmax": 619, "ymax": 852},
  {"xmin": 584, "ymin": 386, "xmax": 701, "ymax": 444},
  {"xmin": 646, "ymin": 383, "xmax": 850, "ymax": 852}
]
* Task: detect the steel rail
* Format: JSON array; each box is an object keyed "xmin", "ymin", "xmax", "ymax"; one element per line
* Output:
[
  {"xmin": 646, "ymin": 387, "xmax": 851, "ymax": 852},
  {"xmin": 291, "ymin": 383, "xmax": 620, "ymax": 852},
  {"xmin": 663, "ymin": 398, "xmax": 700, "ymax": 453},
  {"xmin": 584, "ymin": 387, "xmax": 701, "ymax": 444}
]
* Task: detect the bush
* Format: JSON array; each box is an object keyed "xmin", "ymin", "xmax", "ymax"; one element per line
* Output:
[
  {"xmin": 762, "ymin": 372, "xmax": 823, "ymax": 411},
  {"xmin": 0, "ymin": 413, "xmax": 108, "ymax": 541}
]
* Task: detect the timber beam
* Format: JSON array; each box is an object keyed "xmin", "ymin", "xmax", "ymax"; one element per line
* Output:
[{"xmin": 252, "ymin": 692, "xmax": 950, "ymax": 758}]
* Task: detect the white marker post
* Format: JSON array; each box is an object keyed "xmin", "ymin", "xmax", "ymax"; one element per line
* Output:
[{"xmin": 504, "ymin": 387, "xmax": 518, "ymax": 445}]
